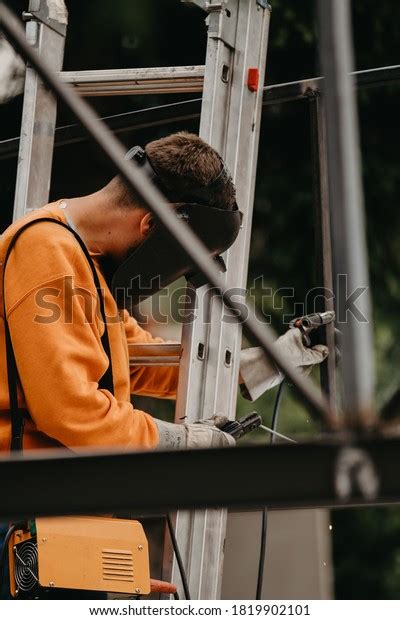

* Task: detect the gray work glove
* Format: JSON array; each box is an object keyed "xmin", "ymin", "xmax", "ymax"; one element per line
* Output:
[
  {"xmin": 239, "ymin": 328, "xmax": 329, "ymax": 402},
  {"xmin": 154, "ymin": 416, "xmax": 235, "ymax": 450}
]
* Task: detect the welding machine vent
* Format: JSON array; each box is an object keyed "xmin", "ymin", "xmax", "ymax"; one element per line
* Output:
[
  {"xmin": 14, "ymin": 538, "xmax": 39, "ymax": 595},
  {"xmin": 102, "ymin": 549, "xmax": 134, "ymax": 582}
]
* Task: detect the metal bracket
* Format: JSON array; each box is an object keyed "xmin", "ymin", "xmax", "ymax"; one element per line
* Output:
[
  {"xmin": 207, "ymin": 2, "xmax": 237, "ymax": 48},
  {"xmin": 335, "ymin": 447, "xmax": 380, "ymax": 501},
  {"xmin": 256, "ymin": 0, "xmax": 270, "ymax": 8},
  {"xmin": 181, "ymin": 1, "xmax": 233, "ymax": 14},
  {"xmin": 23, "ymin": 0, "xmax": 68, "ymax": 37},
  {"xmin": 181, "ymin": 0, "xmax": 223, "ymax": 11},
  {"xmin": 181, "ymin": 0, "xmax": 208, "ymax": 8},
  {"xmin": 181, "ymin": 0, "xmax": 237, "ymax": 47}
]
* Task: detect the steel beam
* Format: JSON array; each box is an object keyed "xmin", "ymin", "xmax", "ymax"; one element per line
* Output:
[
  {"xmin": 13, "ymin": 0, "xmax": 67, "ymax": 218},
  {"xmin": 263, "ymin": 64, "xmax": 400, "ymax": 105},
  {"xmin": 0, "ymin": 435, "xmax": 399, "ymax": 521},
  {"xmin": 318, "ymin": 0, "xmax": 375, "ymax": 427},
  {"xmin": 309, "ymin": 93, "xmax": 337, "ymax": 408}
]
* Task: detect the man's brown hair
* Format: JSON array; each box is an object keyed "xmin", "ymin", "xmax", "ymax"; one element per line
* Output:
[{"xmin": 108, "ymin": 132, "xmax": 236, "ymax": 210}]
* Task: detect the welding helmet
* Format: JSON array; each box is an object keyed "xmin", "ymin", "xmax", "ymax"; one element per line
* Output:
[{"xmin": 111, "ymin": 146, "xmax": 242, "ymax": 309}]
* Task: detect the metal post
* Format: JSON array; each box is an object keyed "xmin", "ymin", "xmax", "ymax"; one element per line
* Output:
[
  {"xmin": 13, "ymin": 0, "xmax": 67, "ymax": 219},
  {"xmin": 172, "ymin": 0, "xmax": 271, "ymax": 599},
  {"xmin": 317, "ymin": 0, "xmax": 375, "ymax": 427},
  {"xmin": 309, "ymin": 93, "xmax": 337, "ymax": 408}
]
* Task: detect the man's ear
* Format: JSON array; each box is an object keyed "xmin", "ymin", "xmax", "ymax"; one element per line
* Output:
[{"xmin": 139, "ymin": 212, "xmax": 154, "ymax": 237}]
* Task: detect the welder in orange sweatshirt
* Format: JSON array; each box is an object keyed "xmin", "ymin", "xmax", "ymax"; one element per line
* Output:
[{"xmin": 0, "ymin": 132, "xmax": 327, "ymax": 454}]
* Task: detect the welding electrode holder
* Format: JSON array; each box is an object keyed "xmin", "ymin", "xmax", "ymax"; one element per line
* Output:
[
  {"xmin": 289, "ymin": 311, "xmax": 336, "ymax": 347},
  {"xmin": 220, "ymin": 412, "xmax": 262, "ymax": 439}
]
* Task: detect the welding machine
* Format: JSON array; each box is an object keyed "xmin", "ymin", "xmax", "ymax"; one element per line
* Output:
[{"xmin": 7, "ymin": 516, "xmax": 151, "ymax": 599}]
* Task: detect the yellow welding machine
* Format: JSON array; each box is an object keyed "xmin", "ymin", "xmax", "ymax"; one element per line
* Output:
[{"xmin": 8, "ymin": 516, "xmax": 151, "ymax": 598}]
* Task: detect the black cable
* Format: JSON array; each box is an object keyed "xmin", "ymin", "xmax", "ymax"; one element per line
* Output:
[
  {"xmin": 255, "ymin": 508, "xmax": 268, "ymax": 600},
  {"xmin": 0, "ymin": 98, "xmax": 203, "ymax": 159},
  {"xmin": 166, "ymin": 514, "xmax": 191, "ymax": 601},
  {"xmin": 255, "ymin": 380, "xmax": 287, "ymax": 600}
]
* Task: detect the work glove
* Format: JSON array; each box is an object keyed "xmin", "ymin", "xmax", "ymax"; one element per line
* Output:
[
  {"xmin": 239, "ymin": 328, "xmax": 329, "ymax": 402},
  {"xmin": 154, "ymin": 416, "xmax": 235, "ymax": 450}
]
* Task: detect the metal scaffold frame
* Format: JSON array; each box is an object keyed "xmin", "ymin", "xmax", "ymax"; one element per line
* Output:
[{"xmin": 0, "ymin": 0, "xmax": 399, "ymax": 600}]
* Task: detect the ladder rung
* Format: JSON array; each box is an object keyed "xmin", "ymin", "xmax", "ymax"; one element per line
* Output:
[
  {"xmin": 59, "ymin": 66, "xmax": 205, "ymax": 97},
  {"xmin": 128, "ymin": 343, "xmax": 182, "ymax": 367}
]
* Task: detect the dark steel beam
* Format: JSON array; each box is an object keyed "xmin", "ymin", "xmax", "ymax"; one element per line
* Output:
[
  {"xmin": 0, "ymin": 2, "xmax": 334, "ymax": 427},
  {"xmin": 309, "ymin": 93, "xmax": 337, "ymax": 409},
  {"xmin": 263, "ymin": 64, "xmax": 400, "ymax": 105},
  {"xmin": 0, "ymin": 436, "xmax": 400, "ymax": 521}
]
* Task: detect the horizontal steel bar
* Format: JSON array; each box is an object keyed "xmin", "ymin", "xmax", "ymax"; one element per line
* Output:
[
  {"xmin": 263, "ymin": 64, "xmax": 400, "ymax": 105},
  {"xmin": 59, "ymin": 66, "xmax": 205, "ymax": 97},
  {"xmin": 1, "ymin": 65, "xmax": 399, "ymax": 159},
  {"xmin": 0, "ymin": 435, "xmax": 399, "ymax": 521},
  {"xmin": 129, "ymin": 343, "xmax": 182, "ymax": 366},
  {"xmin": 0, "ymin": 3, "xmax": 334, "ymax": 426}
]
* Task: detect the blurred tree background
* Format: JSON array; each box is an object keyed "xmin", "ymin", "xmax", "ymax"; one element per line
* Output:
[{"xmin": 1, "ymin": 0, "xmax": 400, "ymax": 598}]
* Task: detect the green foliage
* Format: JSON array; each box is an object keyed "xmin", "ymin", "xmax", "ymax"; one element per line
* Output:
[{"xmin": 332, "ymin": 507, "xmax": 400, "ymax": 599}]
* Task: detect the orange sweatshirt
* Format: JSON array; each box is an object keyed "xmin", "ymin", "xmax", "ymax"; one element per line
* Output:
[{"xmin": 0, "ymin": 202, "xmax": 179, "ymax": 452}]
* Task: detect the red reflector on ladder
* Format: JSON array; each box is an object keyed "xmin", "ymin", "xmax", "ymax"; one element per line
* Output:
[{"xmin": 247, "ymin": 68, "xmax": 259, "ymax": 92}]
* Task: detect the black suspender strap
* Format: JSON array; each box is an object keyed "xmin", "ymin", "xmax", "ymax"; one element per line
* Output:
[{"xmin": 2, "ymin": 217, "xmax": 115, "ymax": 451}]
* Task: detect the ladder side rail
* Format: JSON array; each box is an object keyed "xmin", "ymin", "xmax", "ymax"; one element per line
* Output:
[
  {"xmin": 166, "ymin": 6, "xmax": 237, "ymax": 593},
  {"xmin": 202, "ymin": 0, "xmax": 271, "ymax": 417},
  {"xmin": 13, "ymin": 0, "xmax": 67, "ymax": 220},
  {"xmin": 172, "ymin": 0, "xmax": 271, "ymax": 600}
]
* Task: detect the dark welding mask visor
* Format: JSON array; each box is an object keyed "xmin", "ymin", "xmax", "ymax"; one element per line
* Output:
[{"xmin": 111, "ymin": 202, "xmax": 242, "ymax": 309}]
